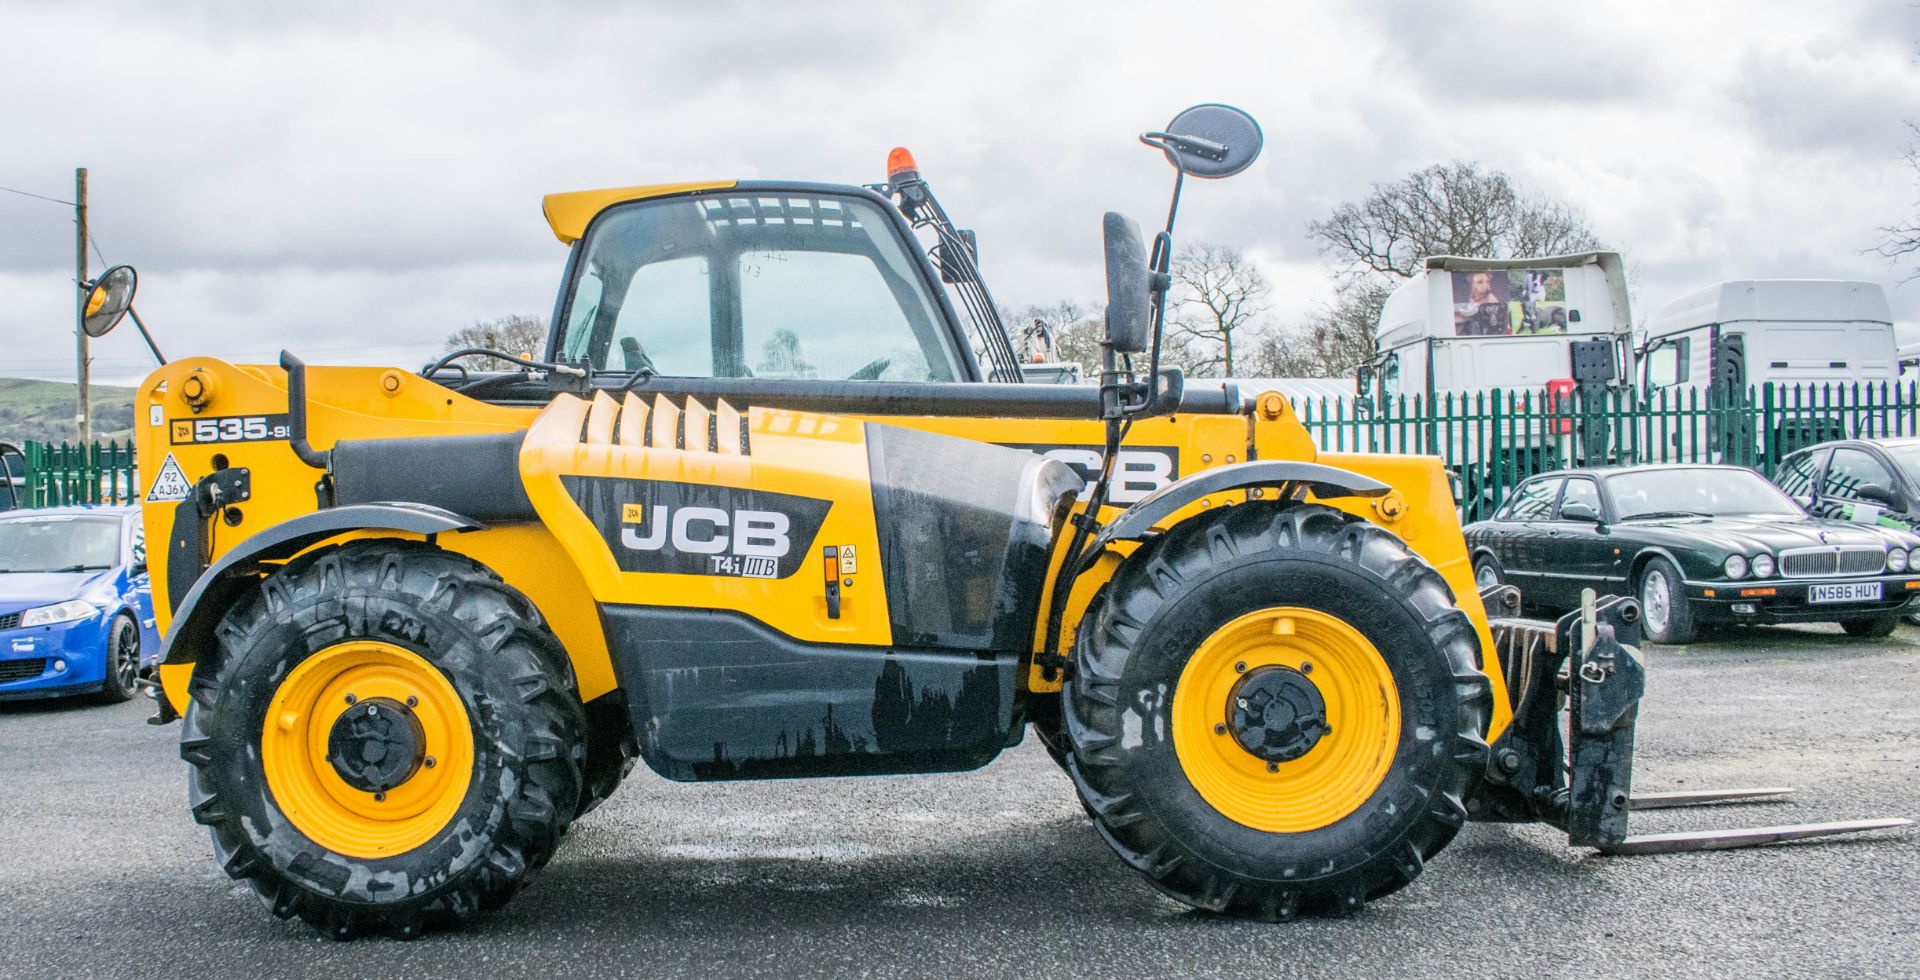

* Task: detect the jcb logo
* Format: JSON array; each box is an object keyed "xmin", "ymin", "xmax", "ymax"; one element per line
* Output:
[
  {"xmin": 620, "ymin": 505, "xmax": 791, "ymax": 559},
  {"xmin": 1001, "ymin": 444, "xmax": 1180, "ymax": 504},
  {"xmin": 565, "ymin": 476, "xmax": 830, "ymax": 580}
]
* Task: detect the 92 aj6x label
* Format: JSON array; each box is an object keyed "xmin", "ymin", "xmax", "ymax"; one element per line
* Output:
[
  {"xmin": 562, "ymin": 475, "xmax": 831, "ymax": 579},
  {"xmin": 170, "ymin": 413, "xmax": 293, "ymax": 445}
]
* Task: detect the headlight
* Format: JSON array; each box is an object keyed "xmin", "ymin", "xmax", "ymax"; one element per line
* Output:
[
  {"xmin": 18, "ymin": 599, "xmax": 101, "ymax": 628},
  {"xmin": 1751, "ymin": 553, "xmax": 1775, "ymax": 578},
  {"xmin": 1723, "ymin": 555, "xmax": 1749, "ymax": 580},
  {"xmin": 1890, "ymin": 549, "xmax": 1910, "ymax": 573},
  {"xmin": 1909, "ymin": 547, "xmax": 1920, "ymax": 571}
]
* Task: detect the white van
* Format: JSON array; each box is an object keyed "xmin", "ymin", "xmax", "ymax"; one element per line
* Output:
[{"xmin": 1639, "ymin": 280, "xmax": 1896, "ymax": 396}]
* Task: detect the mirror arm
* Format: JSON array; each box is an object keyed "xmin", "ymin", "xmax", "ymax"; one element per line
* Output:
[{"xmin": 126, "ymin": 306, "xmax": 166, "ymax": 366}]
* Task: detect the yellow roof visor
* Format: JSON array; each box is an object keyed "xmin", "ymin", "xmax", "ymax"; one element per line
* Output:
[{"xmin": 541, "ymin": 181, "xmax": 737, "ymax": 244}]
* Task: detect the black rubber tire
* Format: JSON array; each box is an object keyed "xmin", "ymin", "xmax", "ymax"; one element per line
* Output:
[
  {"xmin": 94, "ymin": 614, "xmax": 140, "ymax": 704},
  {"xmin": 575, "ymin": 699, "xmax": 639, "ymax": 818},
  {"xmin": 1637, "ymin": 556, "xmax": 1697, "ymax": 645},
  {"xmin": 1841, "ymin": 615, "xmax": 1899, "ymax": 638},
  {"xmin": 1063, "ymin": 502, "xmax": 1491, "ymax": 920},
  {"xmin": 179, "ymin": 540, "xmax": 585, "ymax": 939},
  {"xmin": 1472, "ymin": 554, "xmax": 1504, "ymax": 592}
]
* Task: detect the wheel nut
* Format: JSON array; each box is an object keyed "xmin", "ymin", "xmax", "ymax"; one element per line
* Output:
[
  {"xmin": 424, "ymin": 756, "xmax": 437, "ymax": 769},
  {"xmin": 343, "ymin": 694, "xmax": 356, "ymax": 705},
  {"xmin": 373, "ymin": 791, "xmax": 387, "ymax": 803},
  {"xmin": 1213, "ymin": 723, "xmax": 1227, "ymax": 735},
  {"xmin": 1300, "ymin": 662, "xmax": 1313, "ymax": 675},
  {"xmin": 1266, "ymin": 762, "xmax": 1280, "ymax": 773},
  {"xmin": 405, "ymin": 695, "xmax": 418, "ymax": 708},
  {"xmin": 1234, "ymin": 661, "xmax": 1247, "ymax": 674},
  {"xmin": 366, "ymin": 704, "xmax": 378, "ymax": 716}
]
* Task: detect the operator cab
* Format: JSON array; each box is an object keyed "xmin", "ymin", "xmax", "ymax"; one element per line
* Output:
[{"xmin": 551, "ymin": 184, "xmax": 977, "ymax": 384}]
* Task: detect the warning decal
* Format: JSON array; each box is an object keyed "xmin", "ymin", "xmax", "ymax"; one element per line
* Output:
[{"xmin": 146, "ymin": 453, "xmax": 193, "ymax": 503}]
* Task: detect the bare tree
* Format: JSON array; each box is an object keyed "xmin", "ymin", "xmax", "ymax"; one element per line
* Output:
[
  {"xmin": 1881, "ymin": 122, "xmax": 1920, "ymax": 281},
  {"xmin": 443, "ymin": 314, "xmax": 549, "ymax": 370},
  {"xmin": 1297, "ymin": 161, "xmax": 1604, "ymax": 375},
  {"xmin": 1168, "ymin": 242, "xmax": 1272, "ymax": 377},
  {"xmin": 1308, "ymin": 161, "xmax": 1602, "ymax": 281},
  {"xmin": 1005, "ymin": 300, "xmax": 1104, "ymax": 377}
]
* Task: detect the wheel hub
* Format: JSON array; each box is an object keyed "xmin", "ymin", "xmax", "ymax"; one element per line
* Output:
[
  {"xmin": 326, "ymin": 697, "xmax": 426, "ymax": 793},
  {"xmin": 1226, "ymin": 666, "xmax": 1331, "ymax": 763}
]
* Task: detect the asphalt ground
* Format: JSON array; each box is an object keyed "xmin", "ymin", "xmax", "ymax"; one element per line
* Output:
[{"xmin": 3, "ymin": 623, "xmax": 1917, "ymax": 979}]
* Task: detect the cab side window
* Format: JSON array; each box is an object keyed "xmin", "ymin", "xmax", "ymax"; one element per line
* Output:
[
  {"xmin": 1501, "ymin": 478, "xmax": 1562, "ymax": 521},
  {"xmin": 1823, "ymin": 448, "xmax": 1896, "ymax": 504}
]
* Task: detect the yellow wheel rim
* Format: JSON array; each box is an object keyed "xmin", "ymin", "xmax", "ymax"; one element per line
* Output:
[
  {"xmin": 1170, "ymin": 607, "xmax": 1400, "ymax": 833},
  {"xmin": 260, "ymin": 641, "xmax": 474, "ymax": 859}
]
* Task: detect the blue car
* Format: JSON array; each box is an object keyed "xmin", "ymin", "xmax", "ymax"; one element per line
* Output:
[{"xmin": 0, "ymin": 505, "xmax": 159, "ymax": 702}]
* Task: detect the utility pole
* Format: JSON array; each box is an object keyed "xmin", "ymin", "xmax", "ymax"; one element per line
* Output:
[{"xmin": 74, "ymin": 167, "xmax": 89, "ymax": 448}]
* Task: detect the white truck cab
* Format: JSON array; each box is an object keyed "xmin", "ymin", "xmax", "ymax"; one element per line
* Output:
[
  {"xmin": 1639, "ymin": 280, "xmax": 1896, "ymax": 397},
  {"xmin": 1366, "ymin": 252, "xmax": 1634, "ymax": 404}
]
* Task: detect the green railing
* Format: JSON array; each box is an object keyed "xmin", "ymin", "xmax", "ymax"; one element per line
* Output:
[
  {"xmin": 19, "ymin": 441, "xmax": 141, "ymax": 507},
  {"xmin": 1291, "ymin": 382, "xmax": 1920, "ymax": 520}
]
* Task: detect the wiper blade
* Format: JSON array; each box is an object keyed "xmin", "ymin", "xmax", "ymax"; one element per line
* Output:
[{"xmin": 1619, "ymin": 511, "xmax": 1707, "ymax": 521}]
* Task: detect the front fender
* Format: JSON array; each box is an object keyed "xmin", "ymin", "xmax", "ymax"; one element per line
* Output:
[{"xmin": 1090, "ymin": 460, "xmax": 1391, "ymax": 551}]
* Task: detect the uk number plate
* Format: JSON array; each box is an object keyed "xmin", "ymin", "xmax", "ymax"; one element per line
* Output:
[{"xmin": 1809, "ymin": 582, "xmax": 1882, "ymax": 604}]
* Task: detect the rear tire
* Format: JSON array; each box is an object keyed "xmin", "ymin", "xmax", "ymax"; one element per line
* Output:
[
  {"xmin": 1063, "ymin": 502, "xmax": 1490, "ymax": 920},
  {"xmin": 1841, "ymin": 615, "xmax": 1899, "ymax": 638},
  {"xmin": 180, "ymin": 540, "xmax": 585, "ymax": 939}
]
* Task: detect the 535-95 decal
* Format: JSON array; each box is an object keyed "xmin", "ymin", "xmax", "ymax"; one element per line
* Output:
[{"xmin": 170, "ymin": 413, "xmax": 292, "ymax": 445}]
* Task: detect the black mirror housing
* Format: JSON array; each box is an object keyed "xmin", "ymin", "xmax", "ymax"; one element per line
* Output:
[
  {"xmin": 1561, "ymin": 500, "xmax": 1602, "ymax": 523},
  {"xmin": 1102, "ymin": 212, "xmax": 1152, "ymax": 356},
  {"xmin": 82, "ymin": 264, "xmax": 138, "ymax": 338}
]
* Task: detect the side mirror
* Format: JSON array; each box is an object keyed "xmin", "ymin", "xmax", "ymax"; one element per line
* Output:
[
  {"xmin": 1561, "ymin": 500, "xmax": 1602, "ymax": 523},
  {"xmin": 1857, "ymin": 484, "xmax": 1902, "ymax": 509},
  {"xmin": 82, "ymin": 265, "xmax": 138, "ymax": 338},
  {"xmin": 1355, "ymin": 363, "xmax": 1375, "ymax": 397},
  {"xmin": 1153, "ymin": 104, "xmax": 1264, "ymax": 179},
  {"xmin": 1102, "ymin": 212, "xmax": 1151, "ymax": 355}
]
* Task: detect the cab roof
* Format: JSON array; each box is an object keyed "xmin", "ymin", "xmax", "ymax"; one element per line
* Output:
[{"xmin": 541, "ymin": 181, "xmax": 737, "ymax": 245}]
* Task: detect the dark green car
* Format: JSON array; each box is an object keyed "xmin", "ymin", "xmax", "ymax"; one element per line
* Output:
[{"xmin": 1465, "ymin": 464, "xmax": 1920, "ymax": 643}]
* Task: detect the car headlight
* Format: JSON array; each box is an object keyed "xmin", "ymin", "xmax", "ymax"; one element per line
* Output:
[
  {"xmin": 1751, "ymin": 553, "xmax": 1775, "ymax": 578},
  {"xmin": 17, "ymin": 599, "xmax": 101, "ymax": 628},
  {"xmin": 1723, "ymin": 555, "xmax": 1748, "ymax": 580},
  {"xmin": 1909, "ymin": 547, "xmax": 1920, "ymax": 572},
  {"xmin": 1890, "ymin": 548, "xmax": 1910, "ymax": 573}
]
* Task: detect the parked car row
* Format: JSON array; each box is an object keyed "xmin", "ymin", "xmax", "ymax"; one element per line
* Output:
[{"xmin": 1467, "ymin": 444, "xmax": 1920, "ymax": 644}]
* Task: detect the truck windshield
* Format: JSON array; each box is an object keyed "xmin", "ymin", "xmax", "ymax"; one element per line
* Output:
[
  {"xmin": 556, "ymin": 193, "xmax": 964, "ymax": 383},
  {"xmin": 1605, "ymin": 469, "xmax": 1802, "ymax": 519}
]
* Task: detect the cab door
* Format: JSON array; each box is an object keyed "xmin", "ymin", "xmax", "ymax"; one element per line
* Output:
[{"xmin": 1491, "ymin": 476, "xmax": 1563, "ymax": 599}]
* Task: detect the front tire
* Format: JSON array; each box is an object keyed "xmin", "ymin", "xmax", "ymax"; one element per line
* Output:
[
  {"xmin": 1063, "ymin": 502, "xmax": 1491, "ymax": 920},
  {"xmin": 1841, "ymin": 615, "xmax": 1899, "ymax": 638},
  {"xmin": 179, "ymin": 541, "xmax": 585, "ymax": 938},
  {"xmin": 94, "ymin": 613, "xmax": 139, "ymax": 703},
  {"xmin": 1637, "ymin": 557, "xmax": 1696, "ymax": 644}
]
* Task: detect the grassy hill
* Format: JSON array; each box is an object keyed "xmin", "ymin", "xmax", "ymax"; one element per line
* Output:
[{"xmin": 0, "ymin": 378, "xmax": 138, "ymax": 445}]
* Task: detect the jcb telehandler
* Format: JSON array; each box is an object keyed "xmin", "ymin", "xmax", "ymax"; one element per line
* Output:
[{"xmin": 98, "ymin": 105, "xmax": 1903, "ymax": 938}]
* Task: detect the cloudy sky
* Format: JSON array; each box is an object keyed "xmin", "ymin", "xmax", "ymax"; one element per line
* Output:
[{"xmin": 3, "ymin": 0, "xmax": 1917, "ymax": 384}]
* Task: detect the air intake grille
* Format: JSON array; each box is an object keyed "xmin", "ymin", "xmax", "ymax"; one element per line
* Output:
[
  {"xmin": 1779, "ymin": 547, "xmax": 1885, "ymax": 578},
  {"xmin": 0, "ymin": 658, "xmax": 47, "ymax": 683},
  {"xmin": 0, "ymin": 612, "xmax": 19, "ymax": 631}
]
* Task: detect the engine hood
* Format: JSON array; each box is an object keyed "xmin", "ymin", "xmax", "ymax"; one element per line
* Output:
[
  {"xmin": 1622, "ymin": 514, "xmax": 1917, "ymax": 558},
  {"xmin": 0, "ymin": 569, "xmax": 113, "ymax": 616}
]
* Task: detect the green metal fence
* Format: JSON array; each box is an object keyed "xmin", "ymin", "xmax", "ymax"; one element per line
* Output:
[
  {"xmin": 19, "ymin": 440, "xmax": 140, "ymax": 507},
  {"xmin": 1291, "ymin": 382, "xmax": 1920, "ymax": 520}
]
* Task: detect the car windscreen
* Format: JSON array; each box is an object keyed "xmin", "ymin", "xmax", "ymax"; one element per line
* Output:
[
  {"xmin": 1604, "ymin": 470, "xmax": 1803, "ymax": 519},
  {"xmin": 0, "ymin": 515, "xmax": 122, "ymax": 573}
]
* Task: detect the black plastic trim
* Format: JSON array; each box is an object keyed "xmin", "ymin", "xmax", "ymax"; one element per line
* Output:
[
  {"xmin": 159, "ymin": 503, "xmax": 480, "ymax": 667},
  {"xmin": 1089, "ymin": 461, "xmax": 1391, "ymax": 552}
]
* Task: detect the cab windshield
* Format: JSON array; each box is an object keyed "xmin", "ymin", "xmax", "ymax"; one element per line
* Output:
[{"xmin": 556, "ymin": 192, "xmax": 964, "ymax": 383}]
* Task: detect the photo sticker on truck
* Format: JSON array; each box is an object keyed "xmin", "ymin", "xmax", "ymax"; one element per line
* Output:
[
  {"xmin": 170, "ymin": 413, "xmax": 293, "ymax": 445},
  {"xmin": 563, "ymin": 475, "xmax": 831, "ymax": 579}
]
